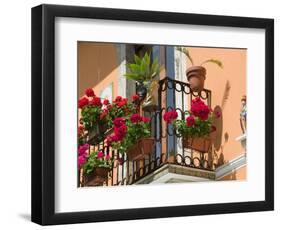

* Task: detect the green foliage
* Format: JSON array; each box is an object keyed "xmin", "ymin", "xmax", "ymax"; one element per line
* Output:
[
  {"xmin": 83, "ymin": 151, "xmax": 113, "ymax": 175},
  {"xmin": 176, "ymin": 47, "xmax": 194, "ymax": 65},
  {"xmin": 176, "ymin": 46, "xmax": 223, "ymax": 69},
  {"xmin": 124, "ymin": 52, "xmax": 160, "ymax": 83},
  {"xmin": 173, "ymin": 112, "xmax": 213, "ymax": 138},
  {"xmin": 111, "ymin": 119, "xmax": 151, "ymax": 154},
  {"xmin": 81, "ymin": 105, "xmax": 106, "ymax": 130},
  {"xmin": 201, "ymin": 59, "xmax": 223, "ymax": 68}
]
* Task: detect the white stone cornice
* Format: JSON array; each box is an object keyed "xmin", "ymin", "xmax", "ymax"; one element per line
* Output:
[{"xmin": 215, "ymin": 153, "xmax": 247, "ymax": 180}]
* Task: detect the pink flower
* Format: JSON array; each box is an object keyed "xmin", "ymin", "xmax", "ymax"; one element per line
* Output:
[
  {"xmin": 85, "ymin": 88, "xmax": 95, "ymax": 97},
  {"xmin": 105, "ymin": 154, "xmax": 111, "ymax": 160},
  {"xmin": 215, "ymin": 111, "xmax": 221, "ymax": 118},
  {"xmin": 78, "ymin": 97, "xmax": 89, "ymax": 109},
  {"xmin": 78, "ymin": 155, "xmax": 86, "ymax": 169},
  {"xmin": 78, "ymin": 144, "xmax": 89, "ymax": 156},
  {"xmin": 186, "ymin": 116, "xmax": 195, "ymax": 127},
  {"xmin": 163, "ymin": 110, "xmax": 178, "ymax": 123},
  {"xmin": 130, "ymin": 113, "xmax": 142, "ymax": 123},
  {"xmin": 97, "ymin": 151, "xmax": 104, "ymax": 159}
]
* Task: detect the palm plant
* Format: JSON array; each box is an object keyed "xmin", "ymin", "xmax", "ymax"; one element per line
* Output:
[
  {"xmin": 124, "ymin": 52, "xmax": 160, "ymax": 83},
  {"xmin": 124, "ymin": 52, "xmax": 161, "ymax": 111},
  {"xmin": 176, "ymin": 47, "xmax": 223, "ymax": 68}
]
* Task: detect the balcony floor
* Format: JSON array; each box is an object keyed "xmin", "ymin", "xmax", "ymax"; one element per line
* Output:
[{"xmin": 134, "ymin": 163, "xmax": 215, "ymax": 184}]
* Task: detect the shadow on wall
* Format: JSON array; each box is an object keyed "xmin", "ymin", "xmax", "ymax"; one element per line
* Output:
[{"xmin": 213, "ymin": 80, "xmax": 231, "ymax": 168}]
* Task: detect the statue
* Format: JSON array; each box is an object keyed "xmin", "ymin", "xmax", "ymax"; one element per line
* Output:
[{"xmin": 240, "ymin": 95, "xmax": 247, "ymax": 133}]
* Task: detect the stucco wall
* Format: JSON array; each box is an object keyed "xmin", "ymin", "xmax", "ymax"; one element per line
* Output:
[{"xmin": 187, "ymin": 47, "xmax": 246, "ymax": 180}]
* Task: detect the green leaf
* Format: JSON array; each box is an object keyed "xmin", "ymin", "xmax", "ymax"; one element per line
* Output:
[
  {"xmin": 134, "ymin": 54, "xmax": 142, "ymax": 65},
  {"xmin": 177, "ymin": 47, "xmax": 194, "ymax": 65},
  {"xmin": 201, "ymin": 59, "xmax": 223, "ymax": 68}
]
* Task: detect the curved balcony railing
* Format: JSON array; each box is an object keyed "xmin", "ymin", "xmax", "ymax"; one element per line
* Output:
[{"xmin": 81, "ymin": 77, "xmax": 215, "ymax": 186}]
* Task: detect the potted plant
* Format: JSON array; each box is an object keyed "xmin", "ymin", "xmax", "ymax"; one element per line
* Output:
[
  {"xmin": 176, "ymin": 47, "xmax": 223, "ymax": 92},
  {"xmin": 124, "ymin": 52, "xmax": 161, "ymax": 112},
  {"xmin": 107, "ymin": 95, "xmax": 139, "ymax": 128},
  {"xmin": 106, "ymin": 114, "xmax": 155, "ymax": 161},
  {"xmin": 78, "ymin": 88, "xmax": 112, "ymax": 145},
  {"xmin": 79, "ymin": 147, "xmax": 113, "ymax": 186},
  {"xmin": 164, "ymin": 98, "xmax": 220, "ymax": 153}
]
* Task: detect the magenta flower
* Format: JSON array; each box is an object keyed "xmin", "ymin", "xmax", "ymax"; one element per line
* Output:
[
  {"xmin": 105, "ymin": 154, "xmax": 111, "ymax": 160},
  {"xmin": 97, "ymin": 151, "xmax": 104, "ymax": 159},
  {"xmin": 78, "ymin": 143, "xmax": 89, "ymax": 156},
  {"xmin": 215, "ymin": 111, "xmax": 221, "ymax": 118},
  {"xmin": 78, "ymin": 155, "xmax": 86, "ymax": 169}
]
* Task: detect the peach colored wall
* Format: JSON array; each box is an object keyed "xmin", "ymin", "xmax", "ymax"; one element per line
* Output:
[
  {"xmin": 219, "ymin": 166, "xmax": 246, "ymax": 181},
  {"xmin": 78, "ymin": 42, "xmax": 119, "ymax": 99},
  {"xmin": 187, "ymin": 47, "xmax": 246, "ymax": 179}
]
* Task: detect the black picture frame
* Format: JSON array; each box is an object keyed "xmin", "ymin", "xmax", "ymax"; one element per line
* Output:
[{"xmin": 31, "ymin": 4, "xmax": 274, "ymax": 225}]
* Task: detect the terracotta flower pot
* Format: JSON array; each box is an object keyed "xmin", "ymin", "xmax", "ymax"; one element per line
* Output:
[
  {"xmin": 127, "ymin": 137, "xmax": 155, "ymax": 161},
  {"xmin": 87, "ymin": 124, "xmax": 107, "ymax": 145},
  {"xmin": 83, "ymin": 167, "xmax": 110, "ymax": 186},
  {"xmin": 183, "ymin": 136, "xmax": 211, "ymax": 153},
  {"xmin": 186, "ymin": 66, "xmax": 206, "ymax": 92}
]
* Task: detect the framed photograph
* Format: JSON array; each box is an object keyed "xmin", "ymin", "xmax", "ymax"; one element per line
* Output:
[{"xmin": 31, "ymin": 4, "xmax": 274, "ymax": 225}]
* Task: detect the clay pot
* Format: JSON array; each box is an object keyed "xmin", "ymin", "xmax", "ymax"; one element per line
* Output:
[
  {"xmin": 83, "ymin": 167, "xmax": 110, "ymax": 186},
  {"xmin": 186, "ymin": 66, "xmax": 206, "ymax": 92},
  {"xmin": 127, "ymin": 137, "xmax": 155, "ymax": 161},
  {"xmin": 183, "ymin": 136, "xmax": 211, "ymax": 153},
  {"xmin": 87, "ymin": 124, "xmax": 107, "ymax": 145},
  {"xmin": 136, "ymin": 82, "xmax": 147, "ymax": 102}
]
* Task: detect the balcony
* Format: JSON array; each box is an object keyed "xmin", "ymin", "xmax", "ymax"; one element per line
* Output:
[{"xmin": 80, "ymin": 77, "xmax": 216, "ymax": 187}]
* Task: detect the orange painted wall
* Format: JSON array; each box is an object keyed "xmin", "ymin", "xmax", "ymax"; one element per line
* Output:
[
  {"xmin": 187, "ymin": 47, "xmax": 246, "ymax": 180},
  {"xmin": 219, "ymin": 166, "xmax": 247, "ymax": 181},
  {"xmin": 78, "ymin": 43, "xmax": 247, "ymax": 182},
  {"xmin": 78, "ymin": 42, "xmax": 119, "ymax": 99}
]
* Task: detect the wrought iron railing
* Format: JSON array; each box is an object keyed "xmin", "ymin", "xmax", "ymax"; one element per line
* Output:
[{"xmin": 82, "ymin": 77, "xmax": 215, "ymax": 186}]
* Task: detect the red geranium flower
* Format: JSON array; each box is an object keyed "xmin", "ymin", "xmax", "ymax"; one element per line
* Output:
[
  {"xmin": 103, "ymin": 99, "xmax": 109, "ymax": 105},
  {"xmin": 90, "ymin": 97, "xmax": 102, "ymax": 107},
  {"xmin": 132, "ymin": 94, "xmax": 140, "ymax": 101},
  {"xmin": 78, "ymin": 97, "xmax": 89, "ymax": 109},
  {"xmin": 163, "ymin": 110, "xmax": 178, "ymax": 123},
  {"xmin": 130, "ymin": 113, "xmax": 142, "ymax": 123},
  {"xmin": 114, "ymin": 96, "xmax": 122, "ymax": 102},
  {"xmin": 85, "ymin": 88, "xmax": 95, "ymax": 97},
  {"xmin": 186, "ymin": 116, "xmax": 195, "ymax": 127},
  {"xmin": 113, "ymin": 117, "xmax": 125, "ymax": 127},
  {"xmin": 191, "ymin": 98, "xmax": 210, "ymax": 120},
  {"xmin": 116, "ymin": 98, "xmax": 128, "ymax": 107},
  {"xmin": 142, "ymin": 116, "xmax": 150, "ymax": 123}
]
